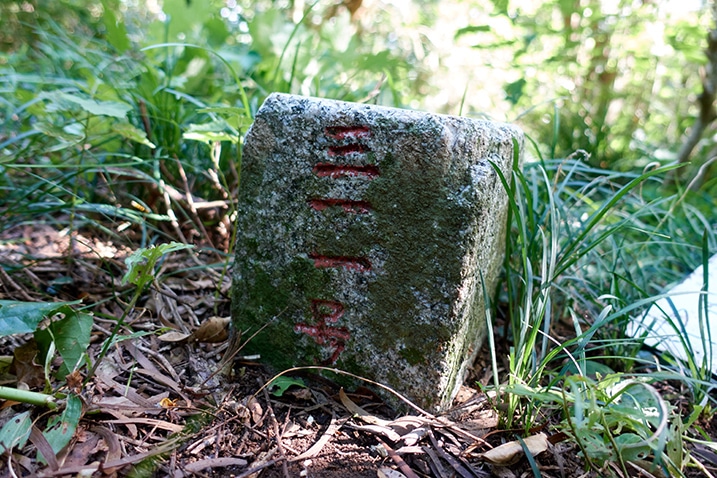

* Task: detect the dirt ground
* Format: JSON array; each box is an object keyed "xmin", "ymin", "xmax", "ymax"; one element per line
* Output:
[{"xmin": 0, "ymin": 224, "xmax": 716, "ymax": 478}]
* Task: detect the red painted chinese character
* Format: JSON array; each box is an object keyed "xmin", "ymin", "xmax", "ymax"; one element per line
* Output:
[
  {"xmin": 295, "ymin": 124, "xmax": 379, "ymax": 363},
  {"xmin": 295, "ymin": 299, "xmax": 350, "ymax": 364}
]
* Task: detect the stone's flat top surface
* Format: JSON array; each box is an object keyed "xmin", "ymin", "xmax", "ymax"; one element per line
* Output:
[{"xmin": 630, "ymin": 254, "xmax": 717, "ymax": 373}]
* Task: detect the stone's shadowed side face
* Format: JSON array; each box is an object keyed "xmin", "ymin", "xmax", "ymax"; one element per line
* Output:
[{"xmin": 232, "ymin": 93, "xmax": 523, "ymax": 411}]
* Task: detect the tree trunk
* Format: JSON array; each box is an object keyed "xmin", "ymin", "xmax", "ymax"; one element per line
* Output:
[{"xmin": 666, "ymin": 6, "xmax": 717, "ymax": 188}]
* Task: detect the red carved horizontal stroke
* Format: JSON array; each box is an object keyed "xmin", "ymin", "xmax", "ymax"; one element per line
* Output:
[
  {"xmin": 308, "ymin": 253, "xmax": 371, "ymax": 272},
  {"xmin": 328, "ymin": 144, "xmax": 367, "ymax": 156},
  {"xmin": 309, "ymin": 198, "xmax": 372, "ymax": 214},
  {"xmin": 294, "ymin": 323, "xmax": 350, "ymax": 342},
  {"xmin": 294, "ymin": 125, "xmax": 374, "ymax": 364},
  {"xmin": 310, "ymin": 299, "xmax": 344, "ymax": 323},
  {"xmin": 325, "ymin": 125, "xmax": 370, "ymax": 140},
  {"xmin": 312, "ymin": 163, "xmax": 380, "ymax": 179}
]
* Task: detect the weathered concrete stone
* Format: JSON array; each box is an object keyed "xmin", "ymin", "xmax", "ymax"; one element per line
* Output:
[{"xmin": 232, "ymin": 93, "xmax": 523, "ymax": 410}]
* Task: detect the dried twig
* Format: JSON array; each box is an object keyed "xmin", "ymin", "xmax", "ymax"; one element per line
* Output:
[
  {"xmin": 0, "ymin": 266, "xmax": 34, "ymax": 301},
  {"xmin": 261, "ymin": 384, "xmax": 291, "ymax": 478},
  {"xmin": 376, "ymin": 438, "xmax": 421, "ymax": 478},
  {"xmin": 428, "ymin": 430, "xmax": 476, "ymax": 478}
]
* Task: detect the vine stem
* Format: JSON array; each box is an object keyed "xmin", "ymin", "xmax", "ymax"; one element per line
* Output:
[{"xmin": 84, "ymin": 285, "xmax": 145, "ymax": 384}]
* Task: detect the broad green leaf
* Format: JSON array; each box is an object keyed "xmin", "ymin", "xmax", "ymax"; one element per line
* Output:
[
  {"xmin": 162, "ymin": 0, "xmax": 212, "ymax": 41},
  {"xmin": 102, "ymin": 0, "xmax": 130, "ymax": 53},
  {"xmin": 615, "ymin": 433, "xmax": 650, "ymax": 462},
  {"xmin": 183, "ymin": 130, "xmax": 237, "ymax": 143},
  {"xmin": 269, "ymin": 376, "xmax": 306, "ymax": 397},
  {"xmin": 0, "ymin": 412, "xmax": 31, "ymax": 453},
  {"xmin": 204, "ymin": 17, "xmax": 230, "ymax": 47},
  {"xmin": 490, "ymin": 0, "xmax": 509, "ymax": 14},
  {"xmin": 40, "ymin": 91, "xmax": 131, "ymax": 118},
  {"xmin": 113, "ymin": 122, "xmax": 156, "ymax": 148},
  {"xmin": 454, "ymin": 25, "xmax": 491, "ymax": 39},
  {"xmin": 34, "ymin": 121, "xmax": 83, "ymax": 142},
  {"xmin": 35, "ymin": 312, "xmax": 93, "ymax": 379},
  {"xmin": 196, "ymin": 107, "xmax": 253, "ymax": 131},
  {"xmin": 504, "ymin": 78, "xmax": 526, "ymax": 106},
  {"xmin": 123, "ymin": 243, "xmax": 194, "ymax": 288},
  {"xmin": 183, "ymin": 121, "xmax": 238, "ymax": 144},
  {"xmin": 40, "ymin": 394, "xmax": 82, "ymax": 463},
  {"xmin": 561, "ymin": 360, "xmax": 616, "ymax": 378},
  {"xmin": 0, "ymin": 301, "xmax": 80, "ymax": 337},
  {"xmin": 67, "ymin": 94, "xmax": 131, "ymax": 118}
]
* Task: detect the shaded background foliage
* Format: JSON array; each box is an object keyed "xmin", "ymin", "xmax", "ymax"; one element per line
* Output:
[
  {"xmin": 2, "ymin": 0, "xmax": 713, "ymax": 168},
  {"xmin": 0, "ymin": 0, "xmax": 714, "ymax": 257}
]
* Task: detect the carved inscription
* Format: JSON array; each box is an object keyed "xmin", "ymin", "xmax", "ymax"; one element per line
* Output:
[
  {"xmin": 308, "ymin": 198, "xmax": 372, "ymax": 214},
  {"xmin": 294, "ymin": 300, "xmax": 350, "ymax": 364},
  {"xmin": 312, "ymin": 163, "xmax": 380, "ymax": 179},
  {"xmin": 308, "ymin": 254, "xmax": 372, "ymax": 272},
  {"xmin": 294, "ymin": 125, "xmax": 378, "ymax": 363},
  {"xmin": 325, "ymin": 125, "xmax": 371, "ymax": 139}
]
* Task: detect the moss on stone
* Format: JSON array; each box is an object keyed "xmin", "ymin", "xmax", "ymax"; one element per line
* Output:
[
  {"xmin": 399, "ymin": 347, "xmax": 425, "ymax": 366},
  {"xmin": 363, "ymin": 138, "xmax": 466, "ymax": 358},
  {"xmin": 234, "ymin": 257, "xmax": 333, "ymax": 366}
]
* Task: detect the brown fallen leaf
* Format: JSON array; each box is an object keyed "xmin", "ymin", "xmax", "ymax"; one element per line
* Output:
[
  {"xmin": 378, "ymin": 467, "xmax": 407, "ymax": 478},
  {"xmin": 11, "ymin": 340, "xmax": 44, "ymax": 389},
  {"xmin": 184, "ymin": 457, "xmax": 248, "ymax": 473},
  {"xmin": 348, "ymin": 423, "xmax": 402, "ymax": 442},
  {"xmin": 157, "ymin": 331, "xmax": 191, "ymax": 343},
  {"xmin": 478, "ymin": 432, "xmax": 549, "ymax": 466},
  {"xmin": 157, "ymin": 316, "xmax": 229, "ymax": 344},
  {"xmin": 30, "ymin": 425, "xmax": 58, "ymax": 471},
  {"xmin": 291, "ymin": 414, "xmax": 349, "ymax": 461},
  {"xmin": 339, "ymin": 388, "xmax": 391, "ymax": 426},
  {"xmin": 191, "ymin": 316, "xmax": 230, "ymax": 343},
  {"xmin": 92, "ymin": 425, "xmax": 122, "ymax": 475},
  {"xmin": 101, "ymin": 418, "xmax": 183, "ymax": 433},
  {"xmin": 387, "ymin": 416, "xmax": 427, "ymax": 435},
  {"xmin": 246, "ymin": 396, "xmax": 263, "ymax": 425}
]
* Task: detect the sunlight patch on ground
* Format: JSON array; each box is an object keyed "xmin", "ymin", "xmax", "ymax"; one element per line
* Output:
[{"xmin": 0, "ymin": 225, "xmax": 130, "ymax": 261}]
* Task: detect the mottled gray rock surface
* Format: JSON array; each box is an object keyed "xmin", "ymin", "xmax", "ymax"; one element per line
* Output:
[{"xmin": 233, "ymin": 93, "xmax": 523, "ymax": 410}]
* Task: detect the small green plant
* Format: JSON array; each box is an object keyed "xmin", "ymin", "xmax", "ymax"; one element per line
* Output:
[
  {"xmin": 0, "ymin": 301, "xmax": 90, "ymax": 464},
  {"xmin": 501, "ymin": 374, "xmax": 685, "ymax": 476},
  {"xmin": 87, "ymin": 242, "xmax": 194, "ymax": 381},
  {"xmin": 561, "ymin": 376, "xmax": 678, "ymax": 476},
  {"xmin": 0, "ymin": 300, "xmax": 92, "ymax": 390}
]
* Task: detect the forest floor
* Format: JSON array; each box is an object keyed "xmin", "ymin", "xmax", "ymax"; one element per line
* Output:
[{"xmin": 0, "ymin": 224, "xmax": 716, "ymax": 478}]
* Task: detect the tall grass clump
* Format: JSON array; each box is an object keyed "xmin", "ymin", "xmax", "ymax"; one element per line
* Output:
[
  {"xmin": 485, "ymin": 143, "xmax": 716, "ymax": 474},
  {"xmin": 1, "ymin": 24, "xmax": 242, "ymax": 253}
]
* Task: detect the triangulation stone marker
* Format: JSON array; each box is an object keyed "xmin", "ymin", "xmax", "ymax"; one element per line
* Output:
[{"xmin": 232, "ymin": 93, "xmax": 523, "ymax": 410}]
